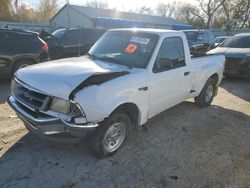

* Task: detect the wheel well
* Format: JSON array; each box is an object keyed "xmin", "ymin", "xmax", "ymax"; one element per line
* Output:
[
  {"xmin": 14, "ymin": 58, "xmax": 36, "ymax": 65},
  {"xmin": 210, "ymin": 73, "xmax": 219, "ymax": 85},
  {"xmin": 112, "ymin": 103, "xmax": 140, "ymax": 127},
  {"xmin": 12, "ymin": 58, "xmax": 36, "ymax": 71}
]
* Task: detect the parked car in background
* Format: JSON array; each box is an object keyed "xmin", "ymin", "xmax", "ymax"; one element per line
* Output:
[
  {"xmin": 207, "ymin": 36, "xmax": 230, "ymax": 51},
  {"xmin": 9, "ymin": 28, "xmax": 225, "ymax": 156},
  {"xmin": 213, "ymin": 36, "xmax": 229, "ymax": 47},
  {"xmin": 41, "ymin": 28, "xmax": 106, "ymax": 60},
  {"xmin": 208, "ymin": 33, "xmax": 250, "ymax": 78},
  {"xmin": 0, "ymin": 28, "xmax": 49, "ymax": 78},
  {"xmin": 182, "ymin": 30, "xmax": 214, "ymax": 47},
  {"xmin": 183, "ymin": 30, "xmax": 215, "ymax": 57}
]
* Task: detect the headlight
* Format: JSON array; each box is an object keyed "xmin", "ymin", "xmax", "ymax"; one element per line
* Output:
[{"xmin": 50, "ymin": 97, "xmax": 71, "ymax": 114}]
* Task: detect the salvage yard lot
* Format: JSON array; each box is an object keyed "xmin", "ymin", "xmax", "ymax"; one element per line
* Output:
[{"xmin": 0, "ymin": 78, "xmax": 250, "ymax": 188}]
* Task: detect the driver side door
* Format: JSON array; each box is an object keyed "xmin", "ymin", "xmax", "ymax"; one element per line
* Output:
[{"xmin": 148, "ymin": 37, "xmax": 192, "ymax": 118}]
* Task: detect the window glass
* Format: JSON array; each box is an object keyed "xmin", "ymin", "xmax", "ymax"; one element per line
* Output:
[
  {"xmin": 153, "ymin": 37, "xmax": 186, "ymax": 72},
  {"xmin": 52, "ymin": 29, "xmax": 66, "ymax": 39},
  {"xmin": 89, "ymin": 31, "xmax": 159, "ymax": 68},
  {"xmin": 65, "ymin": 29, "xmax": 80, "ymax": 43},
  {"xmin": 220, "ymin": 35, "xmax": 250, "ymax": 48},
  {"xmin": 81, "ymin": 29, "xmax": 105, "ymax": 43},
  {"xmin": 184, "ymin": 31, "xmax": 198, "ymax": 42},
  {"xmin": 0, "ymin": 32, "xmax": 9, "ymax": 51},
  {"xmin": 0, "ymin": 32, "xmax": 7, "ymax": 40}
]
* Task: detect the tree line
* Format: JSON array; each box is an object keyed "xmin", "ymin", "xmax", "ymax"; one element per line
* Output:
[
  {"xmin": 0, "ymin": 0, "xmax": 58, "ymax": 24},
  {"xmin": 0, "ymin": 0, "xmax": 250, "ymax": 29},
  {"xmin": 130, "ymin": 0, "xmax": 250, "ymax": 29}
]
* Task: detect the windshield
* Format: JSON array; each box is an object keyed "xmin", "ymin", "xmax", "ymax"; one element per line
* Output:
[
  {"xmin": 220, "ymin": 35, "xmax": 250, "ymax": 48},
  {"xmin": 184, "ymin": 31, "xmax": 198, "ymax": 42},
  {"xmin": 88, "ymin": 30, "xmax": 159, "ymax": 68},
  {"xmin": 215, "ymin": 37, "xmax": 227, "ymax": 43},
  {"xmin": 52, "ymin": 29, "xmax": 66, "ymax": 39}
]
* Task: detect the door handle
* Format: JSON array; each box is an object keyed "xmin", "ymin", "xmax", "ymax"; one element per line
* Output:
[{"xmin": 184, "ymin": 71, "xmax": 191, "ymax": 76}]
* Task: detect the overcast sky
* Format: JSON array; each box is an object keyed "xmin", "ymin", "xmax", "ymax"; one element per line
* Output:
[{"xmin": 26, "ymin": 0, "xmax": 197, "ymax": 11}]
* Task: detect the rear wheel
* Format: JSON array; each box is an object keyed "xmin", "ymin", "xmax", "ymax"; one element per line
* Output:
[
  {"xmin": 194, "ymin": 78, "xmax": 216, "ymax": 107},
  {"xmin": 12, "ymin": 59, "xmax": 33, "ymax": 76},
  {"xmin": 90, "ymin": 112, "xmax": 131, "ymax": 157}
]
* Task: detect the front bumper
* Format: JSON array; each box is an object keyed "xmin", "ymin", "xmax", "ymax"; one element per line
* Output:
[{"xmin": 8, "ymin": 96, "xmax": 98, "ymax": 142}]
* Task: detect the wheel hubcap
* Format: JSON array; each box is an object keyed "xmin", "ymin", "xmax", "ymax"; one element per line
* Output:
[
  {"xmin": 103, "ymin": 122, "xmax": 126, "ymax": 153},
  {"xmin": 205, "ymin": 84, "xmax": 214, "ymax": 102}
]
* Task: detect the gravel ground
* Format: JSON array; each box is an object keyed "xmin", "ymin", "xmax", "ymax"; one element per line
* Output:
[{"xmin": 0, "ymin": 78, "xmax": 250, "ymax": 188}]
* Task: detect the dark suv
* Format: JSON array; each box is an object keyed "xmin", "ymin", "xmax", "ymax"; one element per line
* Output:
[
  {"xmin": 182, "ymin": 30, "xmax": 215, "ymax": 57},
  {"xmin": 42, "ymin": 28, "xmax": 106, "ymax": 60},
  {"xmin": 183, "ymin": 30, "xmax": 215, "ymax": 47},
  {"xmin": 0, "ymin": 28, "xmax": 49, "ymax": 78}
]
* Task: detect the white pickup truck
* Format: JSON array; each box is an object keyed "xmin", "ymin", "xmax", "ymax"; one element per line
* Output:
[{"xmin": 9, "ymin": 28, "xmax": 225, "ymax": 156}]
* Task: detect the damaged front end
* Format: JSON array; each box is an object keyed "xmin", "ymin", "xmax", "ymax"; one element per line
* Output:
[
  {"xmin": 8, "ymin": 71, "xmax": 129, "ymax": 140},
  {"xmin": 69, "ymin": 71, "xmax": 129, "ymax": 100}
]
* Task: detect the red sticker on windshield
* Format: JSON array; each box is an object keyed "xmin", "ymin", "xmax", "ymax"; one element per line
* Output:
[{"xmin": 125, "ymin": 43, "xmax": 138, "ymax": 54}]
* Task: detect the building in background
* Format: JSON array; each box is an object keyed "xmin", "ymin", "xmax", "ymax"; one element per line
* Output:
[{"xmin": 50, "ymin": 4, "xmax": 180, "ymax": 31}]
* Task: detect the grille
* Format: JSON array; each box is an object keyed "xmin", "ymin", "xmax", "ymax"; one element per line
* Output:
[{"xmin": 13, "ymin": 79, "xmax": 51, "ymax": 112}]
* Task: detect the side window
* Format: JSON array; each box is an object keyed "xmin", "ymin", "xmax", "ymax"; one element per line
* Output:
[
  {"xmin": 153, "ymin": 37, "xmax": 186, "ymax": 73},
  {"xmin": 81, "ymin": 29, "xmax": 105, "ymax": 44},
  {"xmin": 64, "ymin": 30, "xmax": 80, "ymax": 43},
  {"xmin": 0, "ymin": 32, "xmax": 9, "ymax": 51},
  {"xmin": 81, "ymin": 29, "xmax": 95, "ymax": 43},
  {"xmin": 0, "ymin": 32, "xmax": 8, "ymax": 42}
]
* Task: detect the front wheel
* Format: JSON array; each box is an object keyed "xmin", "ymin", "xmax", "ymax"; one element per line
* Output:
[
  {"xmin": 90, "ymin": 112, "xmax": 131, "ymax": 157},
  {"xmin": 194, "ymin": 78, "xmax": 216, "ymax": 107}
]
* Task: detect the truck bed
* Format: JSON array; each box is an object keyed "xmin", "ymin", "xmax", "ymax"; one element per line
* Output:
[{"xmin": 188, "ymin": 54, "xmax": 225, "ymax": 98}]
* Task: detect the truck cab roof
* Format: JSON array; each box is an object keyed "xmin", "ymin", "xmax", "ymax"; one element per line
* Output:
[{"xmin": 109, "ymin": 28, "xmax": 184, "ymax": 35}]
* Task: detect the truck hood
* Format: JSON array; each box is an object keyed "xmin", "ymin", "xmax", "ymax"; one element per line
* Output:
[
  {"xmin": 208, "ymin": 47, "xmax": 250, "ymax": 58},
  {"xmin": 15, "ymin": 56, "xmax": 130, "ymax": 99}
]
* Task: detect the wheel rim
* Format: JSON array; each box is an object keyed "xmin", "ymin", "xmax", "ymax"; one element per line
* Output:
[
  {"xmin": 103, "ymin": 122, "xmax": 126, "ymax": 153},
  {"xmin": 205, "ymin": 84, "xmax": 214, "ymax": 102}
]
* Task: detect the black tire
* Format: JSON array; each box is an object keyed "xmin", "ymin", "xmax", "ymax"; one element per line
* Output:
[
  {"xmin": 12, "ymin": 59, "xmax": 33, "ymax": 76},
  {"xmin": 90, "ymin": 112, "xmax": 131, "ymax": 157},
  {"xmin": 49, "ymin": 48, "xmax": 63, "ymax": 60},
  {"xmin": 194, "ymin": 78, "xmax": 216, "ymax": 107}
]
